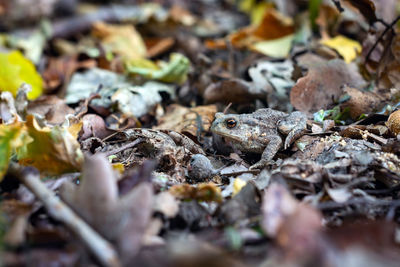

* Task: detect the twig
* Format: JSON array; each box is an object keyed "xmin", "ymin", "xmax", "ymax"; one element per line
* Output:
[
  {"xmin": 220, "ymin": 169, "xmax": 260, "ymax": 177},
  {"xmin": 9, "ymin": 163, "xmax": 121, "ymax": 267},
  {"xmin": 103, "ymin": 138, "xmax": 143, "ymax": 157},
  {"xmin": 365, "ymin": 16, "xmax": 400, "ymax": 66},
  {"xmin": 223, "ymin": 103, "xmax": 232, "ymax": 114},
  {"xmin": 317, "ymin": 198, "xmax": 400, "ymax": 211}
]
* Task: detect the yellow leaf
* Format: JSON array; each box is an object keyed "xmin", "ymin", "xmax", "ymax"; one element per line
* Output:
[
  {"xmin": 0, "ymin": 51, "xmax": 43, "ymax": 99},
  {"xmin": 92, "ymin": 22, "xmax": 147, "ymax": 61},
  {"xmin": 238, "ymin": 0, "xmax": 273, "ymax": 25},
  {"xmin": 16, "ymin": 115, "xmax": 83, "ymax": 175},
  {"xmin": 0, "ymin": 122, "xmax": 29, "ymax": 179},
  {"xmin": 67, "ymin": 121, "xmax": 83, "ymax": 139},
  {"xmin": 320, "ymin": 35, "xmax": 362, "ymax": 63},
  {"xmin": 251, "ymin": 34, "xmax": 295, "ymax": 58},
  {"xmin": 112, "ymin": 163, "xmax": 125, "ymax": 173},
  {"xmin": 233, "ymin": 178, "xmax": 247, "ymax": 196}
]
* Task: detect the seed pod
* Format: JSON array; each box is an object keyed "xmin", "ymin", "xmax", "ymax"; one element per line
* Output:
[{"xmin": 386, "ymin": 110, "xmax": 400, "ymax": 136}]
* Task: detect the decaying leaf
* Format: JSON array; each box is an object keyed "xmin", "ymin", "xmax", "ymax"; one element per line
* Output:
[
  {"xmin": 262, "ymin": 183, "xmax": 323, "ymax": 260},
  {"xmin": 0, "ymin": 51, "xmax": 43, "ymax": 100},
  {"xmin": 92, "ymin": 21, "xmax": 147, "ymax": 61},
  {"xmin": 16, "ymin": 115, "xmax": 83, "ymax": 174},
  {"xmin": 206, "ymin": 7, "xmax": 295, "ymax": 57},
  {"xmin": 204, "ymin": 79, "xmax": 266, "ymax": 104},
  {"xmin": 27, "ymin": 95, "xmax": 74, "ymax": 125},
  {"xmin": 340, "ymin": 86, "xmax": 384, "ymax": 119},
  {"xmin": 66, "ymin": 68, "xmax": 175, "ymax": 118},
  {"xmin": 154, "ymin": 104, "xmax": 217, "ymax": 138},
  {"xmin": 111, "ymin": 81, "xmax": 175, "ymax": 118},
  {"xmin": 169, "ymin": 182, "xmax": 222, "ymax": 202},
  {"xmin": 60, "ymin": 154, "xmax": 154, "ymax": 261},
  {"xmin": 290, "ymin": 59, "xmax": 366, "ymax": 113}
]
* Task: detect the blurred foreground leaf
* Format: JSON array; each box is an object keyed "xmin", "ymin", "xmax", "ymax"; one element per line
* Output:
[
  {"xmin": 0, "ymin": 115, "xmax": 83, "ymax": 180},
  {"xmin": 16, "ymin": 115, "xmax": 83, "ymax": 175},
  {"xmin": 0, "ymin": 51, "xmax": 43, "ymax": 100}
]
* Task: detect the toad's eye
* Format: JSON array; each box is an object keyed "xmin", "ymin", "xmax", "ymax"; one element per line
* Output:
[{"xmin": 225, "ymin": 119, "xmax": 237, "ymax": 128}]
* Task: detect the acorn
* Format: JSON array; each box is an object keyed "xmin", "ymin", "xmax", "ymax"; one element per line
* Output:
[{"xmin": 386, "ymin": 110, "xmax": 400, "ymax": 136}]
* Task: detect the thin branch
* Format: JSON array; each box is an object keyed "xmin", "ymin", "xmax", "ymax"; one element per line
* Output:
[
  {"xmin": 9, "ymin": 163, "xmax": 121, "ymax": 267},
  {"xmin": 103, "ymin": 138, "xmax": 143, "ymax": 157},
  {"xmin": 365, "ymin": 16, "xmax": 400, "ymax": 66},
  {"xmin": 317, "ymin": 198, "xmax": 400, "ymax": 211}
]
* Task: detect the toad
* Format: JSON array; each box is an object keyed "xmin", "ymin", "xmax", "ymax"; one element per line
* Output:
[{"xmin": 211, "ymin": 108, "xmax": 307, "ymax": 169}]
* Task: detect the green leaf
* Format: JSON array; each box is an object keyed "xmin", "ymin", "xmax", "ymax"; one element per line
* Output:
[
  {"xmin": 127, "ymin": 53, "xmax": 190, "ymax": 84},
  {"xmin": 0, "ymin": 51, "xmax": 43, "ymax": 100},
  {"xmin": 313, "ymin": 109, "xmax": 332, "ymax": 123},
  {"xmin": 0, "ymin": 122, "xmax": 29, "ymax": 180},
  {"xmin": 309, "ymin": 0, "xmax": 323, "ymax": 31}
]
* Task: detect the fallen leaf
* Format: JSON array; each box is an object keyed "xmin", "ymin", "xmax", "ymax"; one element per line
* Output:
[
  {"xmin": 262, "ymin": 183, "xmax": 323, "ymax": 260},
  {"xmin": 60, "ymin": 154, "xmax": 154, "ymax": 261},
  {"xmin": 321, "ymin": 35, "xmax": 362, "ymax": 63},
  {"xmin": 111, "ymin": 81, "xmax": 175, "ymax": 118},
  {"xmin": 346, "ymin": 0, "xmax": 377, "ymax": 24},
  {"xmin": 207, "ymin": 8, "xmax": 295, "ymax": 58},
  {"xmin": 204, "ymin": 79, "xmax": 266, "ymax": 104},
  {"xmin": 92, "ymin": 21, "xmax": 147, "ymax": 61},
  {"xmin": 145, "ymin": 37, "xmax": 175, "ymax": 58},
  {"xmin": 290, "ymin": 59, "xmax": 366, "ymax": 113},
  {"xmin": 0, "ymin": 122, "xmax": 26, "ymax": 179},
  {"xmin": 252, "ymin": 7, "xmax": 294, "ymax": 40},
  {"xmin": 0, "ymin": 91, "xmax": 19, "ymax": 124},
  {"xmin": 169, "ymin": 182, "xmax": 222, "ymax": 202},
  {"xmin": 232, "ymin": 178, "xmax": 246, "ymax": 196},
  {"xmin": 27, "ymin": 95, "xmax": 74, "ymax": 125},
  {"xmin": 65, "ymin": 68, "xmax": 126, "ymax": 105},
  {"xmin": 127, "ymin": 53, "xmax": 190, "ymax": 84},
  {"xmin": 0, "ymin": 51, "xmax": 43, "ymax": 100},
  {"xmin": 16, "ymin": 115, "xmax": 83, "ymax": 175},
  {"xmin": 340, "ymin": 86, "xmax": 384, "ymax": 119},
  {"xmin": 250, "ymin": 34, "xmax": 294, "ymax": 58},
  {"xmin": 154, "ymin": 104, "xmax": 217, "ymax": 138}
]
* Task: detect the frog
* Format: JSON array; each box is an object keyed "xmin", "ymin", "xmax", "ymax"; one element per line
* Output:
[{"xmin": 210, "ymin": 108, "xmax": 307, "ymax": 169}]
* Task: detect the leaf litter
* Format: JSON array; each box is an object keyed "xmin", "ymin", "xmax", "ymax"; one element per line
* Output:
[{"xmin": 1, "ymin": 0, "xmax": 400, "ymax": 266}]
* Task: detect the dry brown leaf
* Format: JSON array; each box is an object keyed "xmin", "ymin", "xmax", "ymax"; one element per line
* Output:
[
  {"xmin": 169, "ymin": 182, "xmax": 222, "ymax": 202},
  {"xmin": 92, "ymin": 22, "xmax": 147, "ymax": 61},
  {"xmin": 205, "ymin": 8, "xmax": 294, "ymax": 54},
  {"xmin": 27, "ymin": 95, "xmax": 74, "ymax": 125},
  {"xmin": 60, "ymin": 154, "xmax": 153, "ymax": 261},
  {"xmin": 145, "ymin": 37, "xmax": 175, "ymax": 58},
  {"xmin": 290, "ymin": 59, "xmax": 366, "ymax": 113},
  {"xmin": 203, "ymin": 79, "xmax": 266, "ymax": 104},
  {"xmin": 42, "ymin": 57, "xmax": 96, "ymax": 93},
  {"xmin": 262, "ymin": 183, "xmax": 323, "ymax": 260},
  {"xmin": 340, "ymin": 86, "xmax": 384, "ymax": 119},
  {"xmin": 154, "ymin": 104, "xmax": 217, "ymax": 138}
]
